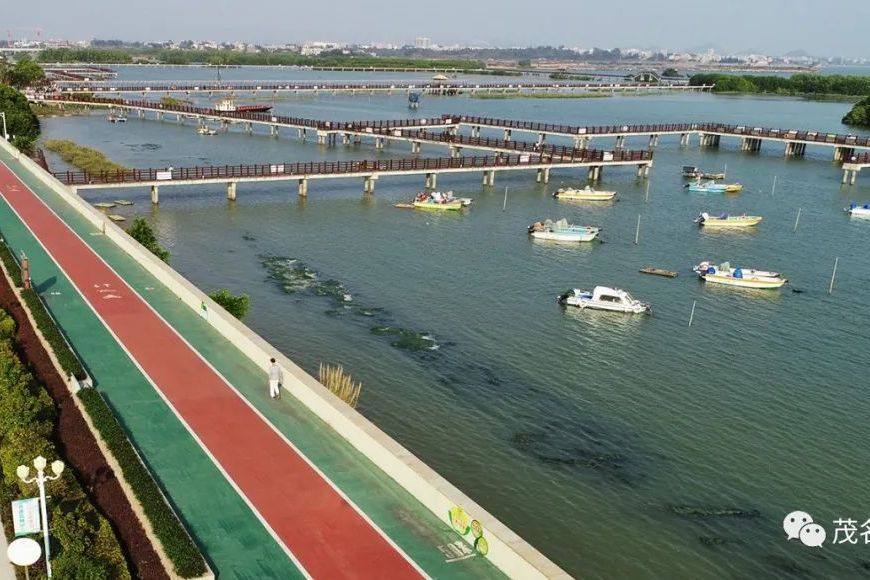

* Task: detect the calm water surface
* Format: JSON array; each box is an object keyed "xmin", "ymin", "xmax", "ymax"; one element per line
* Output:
[{"xmin": 40, "ymin": 74, "xmax": 870, "ymax": 579}]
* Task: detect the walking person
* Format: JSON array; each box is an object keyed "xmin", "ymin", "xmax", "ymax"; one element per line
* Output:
[{"xmin": 268, "ymin": 357, "xmax": 284, "ymax": 399}]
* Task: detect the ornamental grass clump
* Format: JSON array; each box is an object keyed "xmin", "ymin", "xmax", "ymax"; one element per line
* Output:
[{"xmin": 318, "ymin": 363, "xmax": 362, "ymax": 408}]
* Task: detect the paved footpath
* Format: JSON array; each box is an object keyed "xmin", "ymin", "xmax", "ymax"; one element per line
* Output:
[{"xmin": 0, "ymin": 150, "xmax": 504, "ymax": 579}]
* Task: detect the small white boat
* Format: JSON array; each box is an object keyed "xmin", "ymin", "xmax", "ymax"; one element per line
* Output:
[
  {"xmin": 107, "ymin": 114, "xmax": 127, "ymax": 123},
  {"xmin": 558, "ymin": 286, "xmax": 650, "ymax": 314},
  {"xmin": 197, "ymin": 125, "xmax": 218, "ymax": 136},
  {"xmin": 553, "ymin": 186, "xmax": 617, "ymax": 201},
  {"xmin": 411, "ymin": 191, "xmax": 472, "ymax": 210},
  {"xmin": 846, "ymin": 203, "xmax": 870, "ymax": 218},
  {"xmin": 529, "ymin": 218, "xmax": 600, "ymax": 242},
  {"xmin": 694, "ymin": 261, "xmax": 786, "ymax": 289},
  {"xmin": 695, "ymin": 212, "xmax": 763, "ymax": 227},
  {"xmin": 682, "ymin": 165, "xmax": 726, "ymax": 180}
]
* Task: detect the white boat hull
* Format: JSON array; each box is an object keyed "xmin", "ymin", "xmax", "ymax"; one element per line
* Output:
[
  {"xmin": 847, "ymin": 206, "xmax": 870, "ymax": 218},
  {"xmin": 530, "ymin": 230, "xmax": 598, "ymax": 242},
  {"xmin": 700, "ymin": 274, "xmax": 787, "ymax": 289}
]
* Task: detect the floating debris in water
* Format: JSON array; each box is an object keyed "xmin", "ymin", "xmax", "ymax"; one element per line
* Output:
[
  {"xmin": 242, "ymin": 233, "xmax": 257, "ymax": 241},
  {"xmin": 668, "ymin": 506, "xmax": 760, "ymax": 519},
  {"xmin": 112, "ymin": 199, "xmax": 134, "ymax": 206},
  {"xmin": 125, "ymin": 143, "xmax": 162, "ymax": 151}
]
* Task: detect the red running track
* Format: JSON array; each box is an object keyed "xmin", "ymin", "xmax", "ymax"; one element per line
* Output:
[{"xmin": 0, "ymin": 162, "xmax": 423, "ymax": 579}]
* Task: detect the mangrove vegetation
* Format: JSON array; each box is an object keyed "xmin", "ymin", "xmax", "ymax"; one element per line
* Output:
[{"xmin": 44, "ymin": 139, "xmax": 128, "ymax": 174}]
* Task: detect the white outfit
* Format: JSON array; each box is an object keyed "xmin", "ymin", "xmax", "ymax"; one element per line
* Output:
[{"xmin": 268, "ymin": 363, "xmax": 284, "ymax": 398}]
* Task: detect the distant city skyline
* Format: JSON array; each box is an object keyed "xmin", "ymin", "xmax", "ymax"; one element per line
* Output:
[{"xmin": 5, "ymin": 0, "xmax": 870, "ymax": 58}]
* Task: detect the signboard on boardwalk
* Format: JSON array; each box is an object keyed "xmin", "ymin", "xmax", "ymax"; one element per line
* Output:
[
  {"xmin": 156, "ymin": 171, "xmax": 173, "ymax": 181},
  {"xmin": 10, "ymin": 498, "xmax": 41, "ymax": 536}
]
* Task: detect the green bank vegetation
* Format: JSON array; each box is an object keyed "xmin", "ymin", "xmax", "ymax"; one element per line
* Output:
[
  {"xmin": 0, "ymin": 85, "xmax": 41, "ymax": 153},
  {"xmin": 39, "ymin": 48, "xmax": 484, "ymax": 70},
  {"xmin": 0, "ymin": 56, "xmax": 45, "ymax": 89},
  {"xmin": 549, "ymin": 72, "xmax": 593, "ymax": 81},
  {"xmin": 689, "ymin": 72, "xmax": 870, "ymax": 98},
  {"xmin": 318, "ymin": 363, "xmax": 362, "ymax": 408},
  {"xmin": 0, "ymin": 309, "xmax": 130, "ymax": 579},
  {"xmin": 44, "ymin": 139, "xmax": 128, "ymax": 174},
  {"xmin": 843, "ymin": 96, "xmax": 870, "ymax": 126},
  {"xmin": 127, "ymin": 218, "xmax": 170, "ymax": 263},
  {"xmin": 208, "ymin": 289, "xmax": 250, "ymax": 320}
]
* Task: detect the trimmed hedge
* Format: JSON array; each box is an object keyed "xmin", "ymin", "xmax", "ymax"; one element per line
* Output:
[{"xmin": 78, "ymin": 388, "xmax": 207, "ymax": 577}]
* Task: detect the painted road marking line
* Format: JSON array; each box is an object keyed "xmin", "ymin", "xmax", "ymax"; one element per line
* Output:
[{"xmin": 0, "ymin": 163, "xmax": 429, "ymax": 579}]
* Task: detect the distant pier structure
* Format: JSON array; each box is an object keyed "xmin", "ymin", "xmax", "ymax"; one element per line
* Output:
[{"xmin": 408, "ymin": 92, "xmax": 420, "ymax": 109}]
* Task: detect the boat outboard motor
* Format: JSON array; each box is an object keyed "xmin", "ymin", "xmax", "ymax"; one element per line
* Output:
[
  {"xmin": 557, "ymin": 291, "xmax": 571, "ymax": 304},
  {"xmin": 706, "ymin": 266, "xmax": 716, "ymax": 274},
  {"xmin": 733, "ymin": 268, "xmax": 743, "ymax": 278}
]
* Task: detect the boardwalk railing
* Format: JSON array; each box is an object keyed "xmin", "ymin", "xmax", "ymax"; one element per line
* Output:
[
  {"xmin": 54, "ymin": 152, "xmax": 652, "ymax": 187},
  {"xmin": 454, "ymin": 115, "xmax": 870, "ymax": 146}
]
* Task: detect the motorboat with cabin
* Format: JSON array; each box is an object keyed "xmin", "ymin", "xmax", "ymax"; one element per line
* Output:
[
  {"xmin": 528, "ymin": 218, "xmax": 600, "ymax": 242},
  {"xmin": 846, "ymin": 202, "xmax": 870, "ymax": 218},
  {"xmin": 682, "ymin": 165, "xmax": 726, "ymax": 180},
  {"xmin": 558, "ymin": 286, "xmax": 651, "ymax": 313}
]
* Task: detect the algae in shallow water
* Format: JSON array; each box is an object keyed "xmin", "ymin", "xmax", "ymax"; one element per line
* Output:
[
  {"xmin": 669, "ymin": 506, "xmax": 760, "ymax": 518},
  {"xmin": 370, "ymin": 326, "xmax": 436, "ymax": 351}
]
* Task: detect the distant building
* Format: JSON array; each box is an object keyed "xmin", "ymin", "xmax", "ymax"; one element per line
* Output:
[
  {"xmin": 415, "ymin": 37, "xmax": 432, "ymax": 49},
  {"xmin": 301, "ymin": 42, "xmax": 343, "ymax": 56}
]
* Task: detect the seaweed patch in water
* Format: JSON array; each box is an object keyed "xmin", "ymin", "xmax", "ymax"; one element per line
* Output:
[
  {"xmin": 370, "ymin": 326, "xmax": 437, "ymax": 351},
  {"xmin": 124, "ymin": 143, "xmax": 162, "ymax": 151},
  {"xmin": 511, "ymin": 430, "xmax": 631, "ymax": 480},
  {"xmin": 669, "ymin": 506, "xmax": 760, "ymax": 519},
  {"xmin": 242, "ymin": 233, "xmax": 257, "ymax": 241},
  {"xmin": 261, "ymin": 256, "xmax": 317, "ymax": 294}
]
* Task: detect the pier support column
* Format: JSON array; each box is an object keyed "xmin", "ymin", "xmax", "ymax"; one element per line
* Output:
[
  {"xmin": 503, "ymin": 129, "xmax": 512, "ymax": 141},
  {"xmin": 449, "ymin": 145, "xmax": 461, "ymax": 158},
  {"xmin": 316, "ymin": 131, "xmax": 328, "ymax": 145},
  {"xmin": 150, "ymin": 185, "xmax": 159, "ymax": 205},
  {"xmin": 363, "ymin": 175, "xmax": 377, "ymax": 194},
  {"xmin": 411, "ymin": 141, "xmax": 421, "ymax": 154},
  {"xmin": 375, "ymin": 137, "xmax": 385, "ymax": 149},
  {"xmin": 537, "ymin": 132, "xmax": 546, "ymax": 146},
  {"xmin": 298, "ymin": 178, "xmax": 308, "ymax": 196},
  {"xmin": 471, "ymin": 126, "xmax": 481, "ymax": 138},
  {"xmin": 536, "ymin": 167, "xmax": 550, "ymax": 184},
  {"xmin": 680, "ymin": 133, "xmax": 690, "ymax": 147},
  {"xmin": 353, "ymin": 135, "xmax": 362, "ymax": 145},
  {"xmin": 342, "ymin": 133, "xmax": 350, "ymax": 145},
  {"xmin": 852, "ymin": 169, "xmax": 859, "ymax": 185},
  {"xmin": 270, "ymin": 125, "xmax": 278, "ymax": 137},
  {"xmin": 227, "ymin": 182, "xmax": 237, "ymax": 201},
  {"xmin": 648, "ymin": 135, "xmax": 657, "ymax": 149},
  {"xmin": 644, "ymin": 164, "xmax": 651, "ymax": 178},
  {"xmin": 482, "ymin": 170, "xmax": 495, "ymax": 186},
  {"xmin": 138, "ymin": 109, "xmax": 144, "ymax": 118},
  {"xmin": 615, "ymin": 135, "xmax": 625, "ymax": 149},
  {"xmin": 246, "ymin": 122, "xmax": 253, "ymax": 134},
  {"xmin": 834, "ymin": 147, "xmax": 854, "ymax": 162},
  {"xmin": 425, "ymin": 173, "xmax": 437, "ymax": 189},
  {"xmin": 157, "ymin": 111, "xmax": 164, "ymax": 121}
]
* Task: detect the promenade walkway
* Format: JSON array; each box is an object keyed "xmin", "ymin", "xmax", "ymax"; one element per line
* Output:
[{"xmin": 0, "ymin": 147, "xmax": 514, "ymax": 578}]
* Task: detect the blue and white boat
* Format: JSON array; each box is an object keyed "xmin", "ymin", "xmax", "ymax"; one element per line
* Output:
[
  {"xmin": 686, "ymin": 180, "xmax": 743, "ymax": 193},
  {"xmin": 846, "ymin": 202, "xmax": 870, "ymax": 218}
]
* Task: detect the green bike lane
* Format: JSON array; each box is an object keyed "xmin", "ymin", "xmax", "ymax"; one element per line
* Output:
[{"xmin": 0, "ymin": 151, "xmax": 504, "ymax": 579}]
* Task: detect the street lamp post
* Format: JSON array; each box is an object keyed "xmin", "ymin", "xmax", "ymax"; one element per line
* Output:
[
  {"xmin": 0, "ymin": 111, "xmax": 7, "ymax": 141},
  {"xmin": 16, "ymin": 456, "xmax": 64, "ymax": 579}
]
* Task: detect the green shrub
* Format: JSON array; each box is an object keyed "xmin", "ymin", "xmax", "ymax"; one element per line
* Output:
[
  {"xmin": 208, "ymin": 288, "xmax": 250, "ymax": 320},
  {"xmin": 0, "ymin": 85, "xmax": 41, "ymax": 153},
  {"xmin": 43, "ymin": 139, "xmax": 128, "ymax": 175},
  {"xmin": 78, "ymin": 388, "xmax": 207, "ymax": 577},
  {"xmin": 19, "ymin": 288, "xmax": 87, "ymax": 379},
  {"xmin": 843, "ymin": 96, "xmax": 870, "ymax": 126},
  {"xmin": 127, "ymin": 218, "xmax": 170, "ymax": 263}
]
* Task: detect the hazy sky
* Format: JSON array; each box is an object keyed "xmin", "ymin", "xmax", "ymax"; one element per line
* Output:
[{"xmin": 6, "ymin": 0, "xmax": 870, "ymax": 57}]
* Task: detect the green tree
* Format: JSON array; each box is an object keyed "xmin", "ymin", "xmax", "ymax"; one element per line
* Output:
[
  {"xmin": 3, "ymin": 57, "xmax": 45, "ymax": 88},
  {"xmin": 843, "ymin": 96, "xmax": 870, "ymax": 126},
  {"xmin": 127, "ymin": 218, "xmax": 170, "ymax": 263},
  {"xmin": 0, "ymin": 84, "xmax": 41, "ymax": 152},
  {"xmin": 662, "ymin": 67, "xmax": 680, "ymax": 77},
  {"xmin": 208, "ymin": 289, "xmax": 251, "ymax": 320}
]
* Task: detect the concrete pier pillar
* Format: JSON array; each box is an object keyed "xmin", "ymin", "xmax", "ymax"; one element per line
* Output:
[
  {"xmin": 425, "ymin": 172, "xmax": 437, "ymax": 189},
  {"xmin": 270, "ymin": 125, "xmax": 278, "ymax": 137},
  {"xmin": 138, "ymin": 109, "xmax": 144, "ymax": 118},
  {"xmin": 157, "ymin": 111, "xmax": 164, "ymax": 121},
  {"xmin": 644, "ymin": 164, "xmax": 651, "ymax": 178},
  {"xmin": 503, "ymin": 129, "xmax": 512, "ymax": 141},
  {"xmin": 375, "ymin": 137, "xmax": 385, "ymax": 149},
  {"xmin": 353, "ymin": 135, "xmax": 361, "ymax": 145},
  {"xmin": 537, "ymin": 132, "xmax": 546, "ymax": 146},
  {"xmin": 298, "ymin": 178, "xmax": 308, "ymax": 196},
  {"xmin": 851, "ymin": 170, "xmax": 858, "ymax": 185},
  {"xmin": 176, "ymin": 113, "xmax": 182, "ymax": 123},
  {"xmin": 615, "ymin": 135, "xmax": 625, "ymax": 149},
  {"xmin": 342, "ymin": 133, "xmax": 350, "ymax": 145},
  {"xmin": 648, "ymin": 135, "xmax": 656, "ymax": 149},
  {"xmin": 411, "ymin": 141, "xmax": 421, "ymax": 154},
  {"xmin": 471, "ymin": 126, "xmax": 481, "ymax": 138},
  {"xmin": 246, "ymin": 122, "xmax": 253, "ymax": 134},
  {"xmin": 536, "ymin": 167, "xmax": 551, "ymax": 184},
  {"xmin": 483, "ymin": 170, "xmax": 495, "ymax": 186},
  {"xmin": 449, "ymin": 145, "xmax": 461, "ymax": 158},
  {"xmin": 227, "ymin": 182, "xmax": 237, "ymax": 201},
  {"xmin": 843, "ymin": 169, "xmax": 850, "ymax": 184},
  {"xmin": 637, "ymin": 165, "xmax": 644, "ymax": 178},
  {"xmin": 363, "ymin": 175, "xmax": 377, "ymax": 193},
  {"xmin": 150, "ymin": 185, "xmax": 159, "ymax": 205},
  {"xmin": 680, "ymin": 133, "xmax": 689, "ymax": 147}
]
